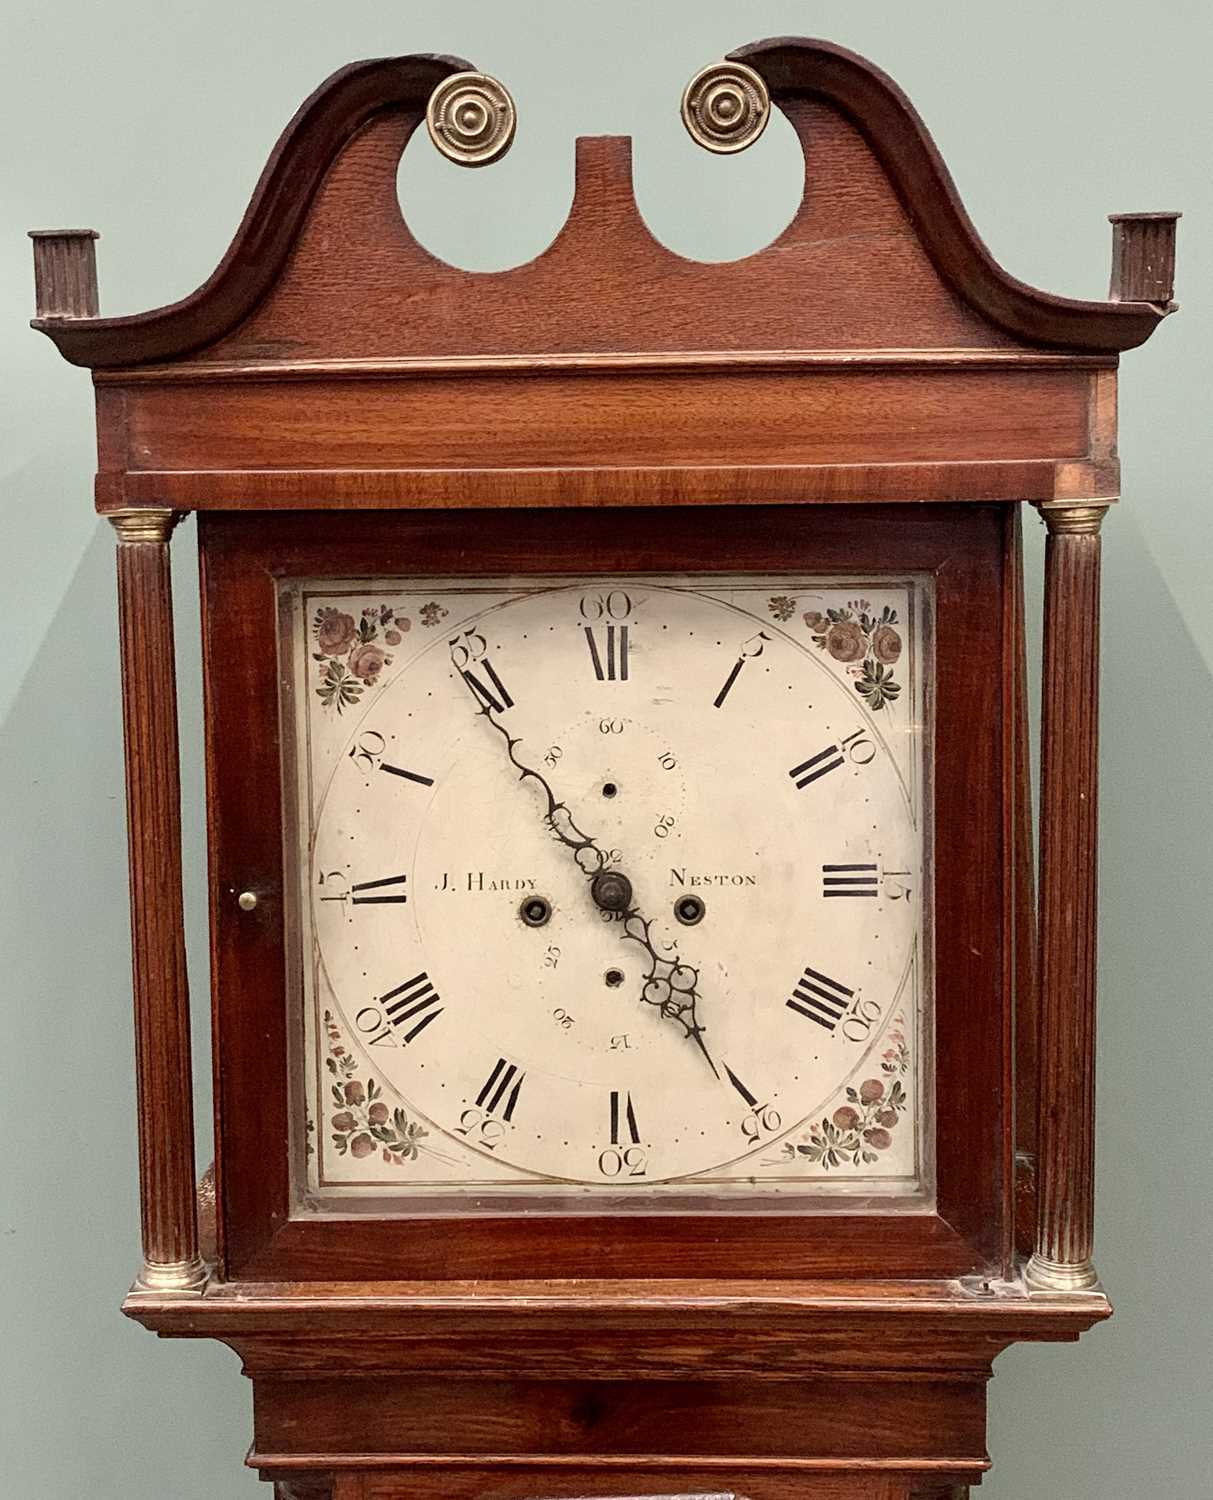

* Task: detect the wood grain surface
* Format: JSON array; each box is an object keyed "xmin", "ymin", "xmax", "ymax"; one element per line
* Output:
[
  {"xmin": 199, "ymin": 503, "xmax": 1012, "ymax": 1283},
  {"xmin": 32, "ymin": 40, "xmax": 1171, "ymax": 369},
  {"xmin": 28, "ymin": 31, "xmax": 1163, "ymax": 1498},
  {"xmin": 1031, "ymin": 512, "xmax": 1105, "ymax": 1279},
  {"xmin": 113, "ymin": 526, "xmax": 202, "ymax": 1277}
]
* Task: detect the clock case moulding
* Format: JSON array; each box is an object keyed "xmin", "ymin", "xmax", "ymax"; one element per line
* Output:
[{"xmin": 30, "ymin": 35, "xmax": 1177, "ymax": 1500}]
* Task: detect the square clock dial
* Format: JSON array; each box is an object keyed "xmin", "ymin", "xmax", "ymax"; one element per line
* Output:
[{"xmin": 282, "ymin": 573, "xmax": 933, "ymax": 1213}]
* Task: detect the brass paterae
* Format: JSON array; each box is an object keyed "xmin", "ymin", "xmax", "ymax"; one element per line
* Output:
[
  {"xmin": 681, "ymin": 59, "xmax": 770, "ymax": 153},
  {"xmin": 426, "ymin": 71, "xmax": 516, "ymax": 167}
]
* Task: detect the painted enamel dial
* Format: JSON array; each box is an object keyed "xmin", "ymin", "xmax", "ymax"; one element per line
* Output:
[{"xmin": 291, "ymin": 575, "xmax": 930, "ymax": 1204}]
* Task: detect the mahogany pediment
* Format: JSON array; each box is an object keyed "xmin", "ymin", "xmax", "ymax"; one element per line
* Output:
[{"xmin": 32, "ymin": 38, "xmax": 1172, "ymax": 373}]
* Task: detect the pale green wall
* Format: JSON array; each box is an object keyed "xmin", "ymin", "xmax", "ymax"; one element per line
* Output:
[{"xmin": 3, "ymin": 2, "xmax": 1209, "ymax": 1495}]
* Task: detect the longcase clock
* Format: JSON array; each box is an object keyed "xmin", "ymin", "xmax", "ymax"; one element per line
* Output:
[{"xmin": 30, "ymin": 37, "xmax": 1178, "ymax": 1500}]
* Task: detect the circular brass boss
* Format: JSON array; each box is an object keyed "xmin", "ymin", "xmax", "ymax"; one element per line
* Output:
[
  {"xmin": 591, "ymin": 870, "xmax": 634, "ymax": 914},
  {"xmin": 681, "ymin": 60, "xmax": 770, "ymax": 154},
  {"xmin": 426, "ymin": 71, "xmax": 516, "ymax": 167}
]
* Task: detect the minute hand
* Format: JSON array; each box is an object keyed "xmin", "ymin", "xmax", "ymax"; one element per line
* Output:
[{"xmin": 461, "ymin": 682, "xmax": 717, "ymax": 1075}]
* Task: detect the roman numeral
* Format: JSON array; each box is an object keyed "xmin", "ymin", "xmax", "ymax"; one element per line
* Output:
[
  {"xmin": 714, "ymin": 633, "xmax": 769, "ymax": 708},
  {"xmin": 380, "ymin": 972, "xmax": 443, "ymax": 1043},
  {"xmin": 462, "ymin": 659, "xmax": 514, "ymax": 712},
  {"xmin": 713, "ymin": 657, "xmax": 745, "ymax": 708},
  {"xmin": 786, "ymin": 965, "xmax": 853, "ymax": 1031},
  {"xmin": 380, "ymin": 763, "xmax": 435, "ymax": 787},
  {"xmin": 585, "ymin": 624, "xmax": 629, "ymax": 681},
  {"xmin": 821, "ymin": 863, "xmax": 878, "ymax": 898},
  {"xmin": 609, "ymin": 1089, "xmax": 641, "ymax": 1145},
  {"xmin": 723, "ymin": 1064, "xmax": 758, "ymax": 1109},
  {"xmin": 351, "ymin": 873, "xmax": 408, "ymax": 905},
  {"xmin": 788, "ymin": 743, "xmax": 846, "ymax": 789},
  {"xmin": 477, "ymin": 1058, "xmax": 525, "ymax": 1120}
]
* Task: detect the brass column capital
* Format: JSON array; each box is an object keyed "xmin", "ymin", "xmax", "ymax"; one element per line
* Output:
[
  {"xmin": 107, "ymin": 508, "xmax": 182, "ymax": 544},
  {"xmin": 1036, "ymin": 500, "xmax": 1112, "ymax": 536}
]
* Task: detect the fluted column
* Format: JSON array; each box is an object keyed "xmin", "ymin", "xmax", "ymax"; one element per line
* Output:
[
  {"xmin": 1025, "ymin": 500, "xmax": 1110, "ymax": 1292},
  {"xmin": 110, "ymin": 508, "xmax": 207, "ymax": 1292},
  {"xmin": 29, "ymin": 228, "xmax": 99, "ymax": 318}
]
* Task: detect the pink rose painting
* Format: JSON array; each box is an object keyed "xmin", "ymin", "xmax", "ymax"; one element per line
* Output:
[
  {"xmin": 872, "ymin": 623, "xmax": 902, "ymax": 665},
  {"xmin": 323, "ymin": 1010, "xmax": 429, "ymax": 1167},
  {"xmin": 794, "ymin": 597, "xmax": 904, "ymax": 711},
  {"xmin": 314, "ymin": 608, "xmax": 357, "ymax": 655},
  {"xmin": 781, "ymin": 1013, "xmax": 910, "ymax": 1170},
  {"xmin": 312, "ymin": 600, "xmax": 417, "ymax": 712},
  {"xmin": 823, "ymin": 619, "xmax": 867, "ymax": 663},
  {"xmin": 347, "ymin": 641, "xmax": 387, "ymax": 683}
]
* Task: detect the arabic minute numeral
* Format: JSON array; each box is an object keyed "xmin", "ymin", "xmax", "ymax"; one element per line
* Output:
[
  {"xmin": 317, "ymin": 869, "xmax": 350, "ymax": 905},
  {"xmin": 447, "ymin": 629, "xmax": 487, "ymax": 670},
  {"xmin": 347, "ymin": 730, "xmax": 436, "ymax": 788},
  {"xmin": 840, "ymin": 729, "xmax": 877, "ymax": 762},
  {"xmin": 741, "ymin": 1103, "xmax": 783, "ymax": 1143},
  {"xmin": 353, "ymin": 1007, "xmax": 394, "ymax": 1047},
  {"xmin": 347, "ymin": 730, "xmax": 386, "ymax": 770},
  {"xmin": 724, "ymin": 1064, "xmax": 783, "ymax": 1143},
  {"xmin": 840, "ymin": 996, "xmax": 883, "ymax": 1044},
  {"xmin": 456, "ymin": 1109, "xmax": 506, "ymax": 1150},
  {"xmin": 579, "ymin": 590, "xmax": 633, "ymax": 622}
]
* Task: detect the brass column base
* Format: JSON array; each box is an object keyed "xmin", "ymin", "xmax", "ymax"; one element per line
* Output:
[
  {"xmin": 1024, "ymin": 1253, "xmax": 1101, "ymax": 1292},
  {"xmin": 137, "ymin": 1255, "xmax": 209, "ymax": 1293}
]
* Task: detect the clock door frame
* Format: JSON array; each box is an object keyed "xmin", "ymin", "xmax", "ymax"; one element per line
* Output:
[{"xmin": 201, "ymin": 500, "xmax": 1014, "ymax": 1282}]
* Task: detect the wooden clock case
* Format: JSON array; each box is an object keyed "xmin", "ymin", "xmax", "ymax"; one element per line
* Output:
[{"xmin": 30, "ymin": 37, "xmax": 1177, "ymax": 1500}]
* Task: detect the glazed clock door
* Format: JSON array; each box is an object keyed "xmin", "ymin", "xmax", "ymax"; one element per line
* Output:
[
  {"xmin": 206, "ymin": 503, "xmax": 1009, "ymax": 1280},
  {"xmin": 285, "ymin": 571, "xmax": 932, "ymax": 1213}
]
